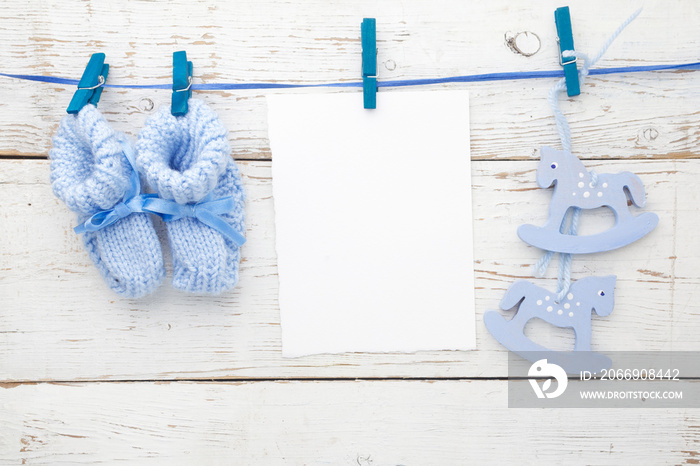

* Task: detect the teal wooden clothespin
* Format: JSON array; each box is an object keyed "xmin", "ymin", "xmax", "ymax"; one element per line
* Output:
[
  {"xmin": 554, "ymin": 6, "xmax": 580, "ymax": 97},
  {"xmin": 171, "ymin": 50, "xmax": 193, "ymax": 116},
  {"xmin": 67, "ymin": 53, "xmax": 109, "ymax": 114},
  {"xmin": 361, "ymin": 18, "xmax": 377, "ymax": 109}
]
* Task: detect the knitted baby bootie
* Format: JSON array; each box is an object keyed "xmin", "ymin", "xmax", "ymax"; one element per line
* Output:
[
  {"xmin": 136, "ymin": 99, "xmax": 246, "ymax": 294},
  {"xmin": 50, "ymin": 105, "xmax": 165, "ymax": 298}
]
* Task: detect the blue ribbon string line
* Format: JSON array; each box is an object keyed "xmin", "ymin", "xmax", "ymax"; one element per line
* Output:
[
  {"xmin": 74, "ymin": 140, "xmax": 246, "ymax": 248},
  {"xmin": 2, "ymin": 61, "xmax": 699, "ymax": 91}
]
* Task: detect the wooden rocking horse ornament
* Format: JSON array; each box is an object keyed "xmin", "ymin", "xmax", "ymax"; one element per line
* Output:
[
  {"xmin": 517, "ymin": 147, "xmax": 659, "ymax": 254},
  {"xmin": 484, "ymin": 276, "xmax": 616, "ymax": 373}
]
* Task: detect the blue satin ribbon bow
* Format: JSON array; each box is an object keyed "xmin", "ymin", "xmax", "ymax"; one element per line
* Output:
[
  {"xmin": 74, "ymin": 140, "xmax": 153, "ymax": 234},
  {"xmin": 74, "ymin": 140, "xmax": 246, "ymax": 248},
  {"xmin": 142, "ymin": 194, "xmax": 246, "ymax": 247}
]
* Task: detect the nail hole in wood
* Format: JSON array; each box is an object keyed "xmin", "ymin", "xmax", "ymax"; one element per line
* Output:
[{"xmin": 643, "ymin": 127, "xmax": 659, "ymax": 141}]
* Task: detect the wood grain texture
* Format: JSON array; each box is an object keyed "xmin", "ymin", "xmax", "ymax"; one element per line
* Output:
[
  {"xmin": 0, "ymin": 0, "xmax": 699, "ymax": 159},
  {"xmin": 1, "ymin": 380, "xmax": 699, "ymax": 465},
  {"xmin": 2, "ymin": 0, "xmax": 699, "ymax": 462},
  {"xmin": 1, "ymin": 159, "xmax": 698, "ymax": 381}
]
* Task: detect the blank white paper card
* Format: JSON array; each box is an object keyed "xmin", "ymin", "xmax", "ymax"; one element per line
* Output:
[{"xmin": 267, "ymin": 90, "xmax": 475, "ymax": 357}]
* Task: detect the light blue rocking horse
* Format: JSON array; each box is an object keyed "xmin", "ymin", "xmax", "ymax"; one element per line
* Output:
[
  {"xmin": 517, "ymin": 147, "xmax": 659, "ymax": 254},
  {"xmin": 484, "ymin": 275, "xmax": 617, "ymax": 373}
]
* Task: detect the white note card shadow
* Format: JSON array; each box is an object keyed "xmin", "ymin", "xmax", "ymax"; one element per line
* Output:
[{"xmin": 267, "ymin": 91, "xmax": 475, "ymax": 357}]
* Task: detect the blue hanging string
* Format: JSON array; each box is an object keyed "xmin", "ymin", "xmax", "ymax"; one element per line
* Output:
[
  {"xmin": 535, "ymin": 9, "xmax": 641, "ymax": 302},
  {"xmin": 1, "ymin": 60, "xmax": 698, "ymax": 91}
]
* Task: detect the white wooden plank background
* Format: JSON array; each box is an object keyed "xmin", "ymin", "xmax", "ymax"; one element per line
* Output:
[
  {"xmin": 2, "ymin": 381, "xmax": 700, "ymax": 465},
  {"xmin": 1, "ymin": 0, "xmax": 699, "ymax": 160},
  {"xmin": 1, "ymin": 0, "xmax": 699, "ymax": 463}
]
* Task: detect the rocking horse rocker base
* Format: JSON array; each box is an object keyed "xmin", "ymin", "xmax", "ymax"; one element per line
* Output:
[
  {"xmin": 518, "ymin": 212, "xmax": 658, "ymax": 254},
  {"xmin": 484, "ymin": 276, "xmax": 617, "ymax": 374}
]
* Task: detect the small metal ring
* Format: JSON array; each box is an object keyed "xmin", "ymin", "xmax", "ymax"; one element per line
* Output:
[
  {"xmin": 78, "ymin": 75, "xmax": 105, "ymax": 90},
  {"xmin": 508, "ymin": 31, "xmax": 541, "ymax": 57}
]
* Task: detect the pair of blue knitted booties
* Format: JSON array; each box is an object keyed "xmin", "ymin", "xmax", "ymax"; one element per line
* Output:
[{"xmin": 50, "ymin": 99, "xmax": 246, "ymax": 298}]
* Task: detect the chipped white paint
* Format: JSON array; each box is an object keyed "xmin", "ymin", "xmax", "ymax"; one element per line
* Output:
[{"xmin": 1, "ymin": 0, "xmax": 699, "ymax": 463}]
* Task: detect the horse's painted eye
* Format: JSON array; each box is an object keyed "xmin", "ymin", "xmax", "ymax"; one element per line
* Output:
[
  {"xmin": 598, "ymin": 290, "xmax": 605, "ymax": 297},
  {"xmin": 550, "ymin": 163, "xmax": 558, "ymax": 169}
]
